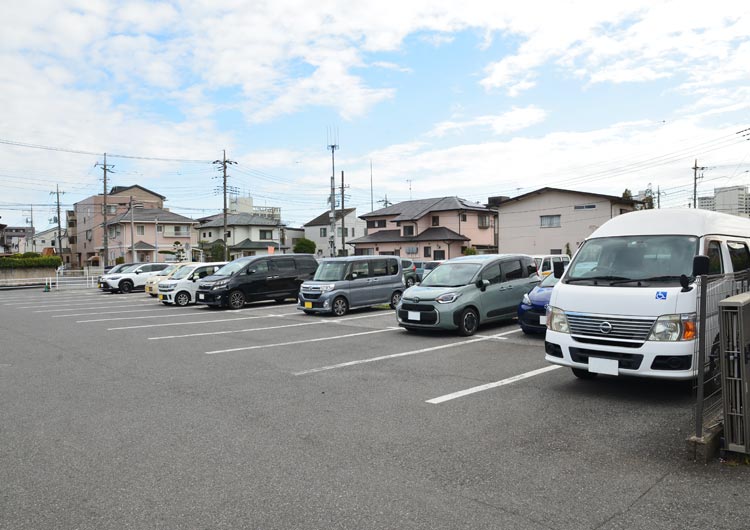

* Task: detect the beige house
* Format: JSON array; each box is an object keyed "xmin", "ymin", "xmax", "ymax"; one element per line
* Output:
[
  {"xmin": 349, "ymin": 197, "xmax": 497, "ymax": 260},
  {"xmin": 495, "ymin": 187, "xmax": 639, "ymax": 255}
]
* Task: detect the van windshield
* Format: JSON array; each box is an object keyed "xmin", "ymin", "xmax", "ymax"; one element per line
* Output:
[
  {"xmin": 566, "ymin": 235, "xmax": 699, "ymax": 285},
  {"xmin": 213, "ymin": 260, "xmax": 248, "ymax": 277},
  {"xmin": 314, "ymin": 262, "xmax": 348, "ymax": 281},
  {"xmin": 420, "ymin": 263, "xmax": 481, "ymax": 287},
  {"xmin": 171, "ymin": 266, "xmax": 195, "ymax": 280}
]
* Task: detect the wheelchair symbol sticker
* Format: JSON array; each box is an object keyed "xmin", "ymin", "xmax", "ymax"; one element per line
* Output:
[{"xmin": 655, "ymin": 291, "xmax": 668, "ymax": 300}]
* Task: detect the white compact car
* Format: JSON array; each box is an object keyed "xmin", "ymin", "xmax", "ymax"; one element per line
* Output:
[
  {"xmin": 157, "ymin": 262, "xmax": 227, "ymax": 306},
  {"xmin": 100, "ymin": 263, "xmax": 170, "ymax": 293}
]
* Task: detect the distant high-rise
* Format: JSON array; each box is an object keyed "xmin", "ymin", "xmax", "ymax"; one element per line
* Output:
[{"xmin": 697, "ymin": 186, "xmax": 750, "ymax": 217}]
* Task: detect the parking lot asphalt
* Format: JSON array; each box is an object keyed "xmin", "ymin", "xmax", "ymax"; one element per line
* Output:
[{"xmin": 1, "ymin": 288, "xmax": 748, "ymax": 530}]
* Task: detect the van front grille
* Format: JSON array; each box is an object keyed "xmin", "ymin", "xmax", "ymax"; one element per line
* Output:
[{"xmin": 566, "ymin": 312, "xmax": 654, "ymax": 342}]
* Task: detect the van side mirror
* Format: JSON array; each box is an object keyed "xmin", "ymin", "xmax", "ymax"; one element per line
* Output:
[
  {"xmin": 247, "ymin": 268, "xmax": 255, "ymax": 275},
  {"xmin": 553, "ymin": 261, "xmax": 565, "ymax": 278},
  {"xmin": 692, "ymin": 255, "xmax": 710, "ymax": 277},
  {"xmin": 476, "ymin": 279, "xmax": 490, "ymax": 291}
]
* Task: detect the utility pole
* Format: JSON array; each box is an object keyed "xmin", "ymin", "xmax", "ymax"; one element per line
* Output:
[
  {"xmin": 693, "ymin": 159, "xmax": 705, "ymax": 209},
  {"xmin": 370, "ymin": 160, "xmax": 374, "ymax": 212},
  {"xmin": 327, "ymin": 135, "xmax": 339, "ymax": 257},
  {"xmin": 129, "ymin": 196, "xmax": 136, "ymax": 262},
  {"xmin": 95, "ymin": 153, "xmax": 114, "ymax": 267},
  {"xmin": 213, "ymin": 150, "xmax": 237, "ymax": 261},
  {"xmin": 340, "ymin": 170, "xmax": 349, "ymax": 255},
  {"xmin": 406, "ymin": 179, "xmax": 412, "ymax": 200},
  {"xmin": 378, "ymin": 194, "xmax": 392, "ymax": 208},
  {"xmin": 50, "ymin": 185, "xmax": 64, "ymax": 259},
  {"xmin": 656, "ymin": 186, "xmax": 666, "ymax": 209}
]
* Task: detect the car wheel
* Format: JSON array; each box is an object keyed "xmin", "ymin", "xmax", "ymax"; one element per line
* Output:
[
  {"xmin": 275, "ymin": 297, "xmax": 287, "ymax": 303},
  {"xmin": 390, "ymin": 290, "xmax": 402, "ymax": 309},
  {"xmin": 572, "ymin": 368, "xmax": 598, "ymax": 380},
  {"xmin": 521, "ymin": 326, "xmax": 535, "ymax": 335},
  {"xmin": 332, "ymin": 297, "xmax": 348, "ymax": 316},
  {"xmin": 119, "ymin": 280, "xmax": 134, "ymax": 294},
  {"xmin": 303, "ymin": 310, "xmax": 315, "ymax": 315},
  {"xmin": 162, "ymin": 301, "xmax": 171, "ymax": 305},
  {"xmin": 175, "ymin": 292, "xmax": 190, "ymax": 306},
  {"xmin": 228, "ymin": 290, "xmax": 246, "ymax": 310},
  {"xmin": 148, "ymin": 293, "xmax": 157, "ymax": 298},
  {"xmin": 457, "ymin": 307, "xmax": 479, "ymax": 336},
  {"xmin": 405, "ymin": 278, "xmax": 415, "ymax": 287}
]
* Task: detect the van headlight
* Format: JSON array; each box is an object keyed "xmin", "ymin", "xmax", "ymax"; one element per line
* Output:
[
  {"xmin": 212, "ymin": 279, "xmax": 230, "ymax": 289},
  {"xmin": 648, "ymin": 314, "xmax": 696, "ymax": 341},
  {"xmin": 319, "ymin": 284, "xmax": 335, "ymax": 292},
  {"xmin": 436, "ymin": 292, "xmax": 460, "ymax": 304},
  {"xmin": 522, "ymin": 293, "xmax": 531, "ymax": 305},
  {"xmin": 547, "ymin": 306, "xmax": 569, "ymax": 333}
]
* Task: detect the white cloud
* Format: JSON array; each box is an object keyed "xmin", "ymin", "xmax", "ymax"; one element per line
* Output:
[{"xmin": 428, "ymin": 106, "xmax": 547, "ymax": 137}]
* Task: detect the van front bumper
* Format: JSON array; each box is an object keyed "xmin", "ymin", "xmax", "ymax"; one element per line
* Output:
[
  {"xmin": 298, "ymin": 292, "xmax": 336, "ymax": 313},
  {"xmin": 195, "ymin": 289, "xmax": 227, "ymax": 306},
  {"xmin": 545, "ymin": 330, "xmax": 697, "ymax": 380}
]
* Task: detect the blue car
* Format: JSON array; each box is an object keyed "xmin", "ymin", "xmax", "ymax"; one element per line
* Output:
[{"xmin": 517, "ymin": 273, "xmax": 559, "ymax": 334}]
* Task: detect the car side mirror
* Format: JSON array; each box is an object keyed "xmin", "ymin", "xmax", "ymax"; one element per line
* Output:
[
  {"xmin": 692, "ymin": 255, "xmax": 710, "ymax": 277},
  {"xmin": 553, "ymin": 261, "xmax": 565, "ymax": 278},
  {"xmin": 476, "ymin": 279, "xmax": 489, "ymax": 291},
  {"xmin": 247, "ymin": 269, "xmax": 255, "ymax": 275}
]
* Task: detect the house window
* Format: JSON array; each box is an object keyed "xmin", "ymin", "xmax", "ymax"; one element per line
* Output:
[
  {"xmin": 208, "ymin": 231, "xmax": 212, "ymax": 238},
  {"xmin": 86, "ymin": 230, "xmax": 92, "ymax": 241},
  {"xmin": 574, "ymin": 204, "xmax": 597, "ymax": 210},
  {"xmin": 366, "ymin": 220, "xmax": 386, "ymax": 228},
  {"xmin": 540, "ymin": 215, "xmax": 561, "ymax": 228},
  {"xmin": 226, "ymin": 230, "xmax": 231, "ymax": 238},
  {"xmin": 432, "ymin": 216, "xmax": 439, "ymax": 226},
  {"xmin": 260, "ymin": 230, "xmax": 273, "ymax": 240},
  {"xmin": 320, "ymin": 227, "xmax": 327, "ymax": 238},
  {"xmin": 478, "ymin": 214, "xmax": 490, "ymax": 228},
  {"xmin": 424, "ymin": 246, "xmax": 432, "ymax": 258},
  {"xmin": 460, "ymin": 213, "xmax": 467, "ymax": 222},
  {"xmin": 157, "ymin": 225, "xmax": 163, "ymax": 232},
  {"xmin": 403, "ymin": 225, "xmax": 415, "ymax": 236},
  {"xmin": 137, "ymin": 225, "xmax": 145, "ymax": 236},
  {"xmin": 108, "ymin": 226, "xmax": 117, "ymax": 238}
]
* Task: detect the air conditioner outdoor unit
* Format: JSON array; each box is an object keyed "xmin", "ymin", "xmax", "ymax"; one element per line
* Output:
[{"xmin": 718, "ymin": 292, "xmax": 750, "ymax": 455}]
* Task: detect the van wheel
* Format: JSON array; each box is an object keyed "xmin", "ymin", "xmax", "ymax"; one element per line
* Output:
[
  {"xmin": 228, "ymin": 290, "xmax": 246, "ymax": 310},
  {"xmin": 390, "ymin": 291, "xmax": 402, "ymax": 309},
  {"xmin": 572, "ymin": 368, "xmax": 598, "ymax": 380},
  {"xmin": 303, "ymin": 310, "xmax": 315, "ymax": 315},
  {"xmin": 332, "ymin": 297, "xmax": 348, "ymax": 316},
  {"xmin": 405, "ymin": 278, "xmax": 415, "ymax": 287},
  {"xmin": 119, "ymin": 280, "xmax": 134, "ymax": 294},
  {"xmin": 457, "ymin": 308, "xmax": 478, "ymax": 336},
  {"xmin": 175, "ymin": 292, "xmax": 191, "ymax": 306},
  {"xmin": 274, "ymin": 297, "xmax": 287, "ymax": 303}
]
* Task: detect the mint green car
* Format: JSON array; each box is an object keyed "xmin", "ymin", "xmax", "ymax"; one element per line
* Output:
[{"xmin": 396, "ymin": 254, "xmax": 540, "ymax": 336}]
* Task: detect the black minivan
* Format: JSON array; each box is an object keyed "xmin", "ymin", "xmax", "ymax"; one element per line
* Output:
[{"xmin": 196, "ymin": 254, "xmax": 318, "ymax": 309}]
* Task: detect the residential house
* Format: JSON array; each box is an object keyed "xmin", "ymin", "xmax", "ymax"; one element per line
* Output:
[
  {"xmin": 30, "ymin": 226, "xmax": 72, "ymax": 266},
  {"xmin": 0, "ymin": 226, "xmax": 35, "ymax": 254},
  {"xmin": 106, "ymin": 207, "xmax": 198, "ymax": 263},
  {"xmin": 493, "ymin": 187, "xmax": 639, "ymax": 255},
  {"xmin": 282, "ymin": 226, "xmax": 305, "ymax": 251},
  {"xmin": 303, "ymin": 208, "xmax": 367, "ymax": 257},
  {"xmin": 197, "ymin": 213, "xmax": 285, "ymax": 259},
  {"xmin": 349, "ymin": 197, "xmax": 497, "ymax": 260},
  {"xmin": 70, "ymin": 185, "xmax": 167, "ymax": 267}
]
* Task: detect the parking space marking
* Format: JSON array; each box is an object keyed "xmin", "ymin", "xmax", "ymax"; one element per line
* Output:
[
  {"xmin": 76, "ymin": 305, "xmax": 298, "ymax": 323},
  {"xmin": 111, "ymin": 313, "xmax": 287, "ymax": 331},
  {"xmin": 150, "ymin": 320, "xmax": 323, "ymax": 340},
  {"xmin": 34, "ymin": 302, "xmax": 155, "ymax": 313},
  {"xmin": 425, "ymin": 365, "xmax": 561, "ymax": 404},
  {"xmin": 206, "ymin": 327, "xmax": 398, "ymax": 355},
  {"xmin": 292, "ymin": 328, "xmax": 523, "ymax": 376},
  {"xmin": 13, "ymin": 298, "xmax": 145, "ymax": 309},
  {"xmin": 57, "ymin": 308, "xmax": 179, "ymax": 318}
]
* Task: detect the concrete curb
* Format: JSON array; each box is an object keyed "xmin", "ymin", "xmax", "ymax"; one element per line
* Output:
[{"xmin": 686, "ymin": 423, "xmax": 723, "ymax": 463}]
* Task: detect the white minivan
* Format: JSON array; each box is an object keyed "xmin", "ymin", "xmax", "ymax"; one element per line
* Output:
[
  {"xmin": 158, "ymin": 262, "xmax": 227, "ymax": 306},
  {"xmin": 545, "ymin": 209, "xmax": 750, "ymax": 380}
]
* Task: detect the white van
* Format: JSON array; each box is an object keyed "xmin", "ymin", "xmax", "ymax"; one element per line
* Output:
[
  {"xmin": 533, "ymin": 254, "xmax": 570, "ymax": 277},
  {"xmin": 158, "ymin": 262, "xmax": 227, "ymax": 306},
  {"xmin": 545, "ymin": 209, "xmax": 750, "ymax": 380}
]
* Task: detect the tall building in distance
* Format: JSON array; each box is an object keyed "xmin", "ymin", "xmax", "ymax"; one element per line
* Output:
[{"xmin": 698, "ymin": 186, "xmax": 750, "ymax": 217}]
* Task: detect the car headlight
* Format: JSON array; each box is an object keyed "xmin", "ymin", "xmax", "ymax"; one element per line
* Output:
[
  {"xmin": 547, "ymin": 306, "xmax": 569, "ymax": 333},
  {"xmin": 436, "ymin": 292, "xmax": 460, "ymax": 304},
  {"xmin": 648, "ymin": 314, "xmax": 696, "ymax": 341},
  {"xmin": 319, "ymin": 284, "xmax": 335, "ymax": 292},
  {"xmin": 108, "ymin": 276, "xmax": 121, "ymax": 281},
  {"xmin": 212, "ymin": 279, "xmax": 230, "ymax": 290},
  {"xmin": 522, "ymin": 293, "xmax": 531, "ymax": 305}
]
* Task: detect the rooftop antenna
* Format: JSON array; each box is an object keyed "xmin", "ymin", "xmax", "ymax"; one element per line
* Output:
[{"xmin": 327, "ymin": 126, "xmax": 339, "ymax": 257}]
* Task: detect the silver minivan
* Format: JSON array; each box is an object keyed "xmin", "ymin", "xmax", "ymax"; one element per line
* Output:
[{"xmin": 298, "ymin": 255, "xmax": 404, "ymax": 316}]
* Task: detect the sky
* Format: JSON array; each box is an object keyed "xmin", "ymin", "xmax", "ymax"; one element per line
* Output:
[{"xmin": 1, "ymin": 0, "xmax": 750, "ymax": 232}]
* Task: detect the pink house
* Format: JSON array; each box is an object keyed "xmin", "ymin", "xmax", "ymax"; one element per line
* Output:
[{"xmin": 349, "ymin": 197, "xmax": 498, "ymax": 260}]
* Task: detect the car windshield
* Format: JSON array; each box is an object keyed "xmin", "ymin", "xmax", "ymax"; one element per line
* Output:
[
  {"xmin": 107, "ymin": 264, "xmax": 127, "ymax": 274},
  {"xmin": 157, "ymin": 264, "xmax": 179, "ymax": 276},
  {"xmin": 540, "ymin": 273, "xmax": 560, "ymax": 288},
  {"xmin": 420, "ymin": 263, "xmax": 481, "ymax": 287},
  {"xmin": 119, "ymin": 264, "xmax": 140, "ymax": 273},
  {"xmin": 314, "ymin": 262, "xmax": 348, "ymax": 281},
  {"xmin": 565, "ymin": 235, "xmax": 699, "ymax": 285},
  {"xmin": 171, "ymin": 266, "xmax": 195, "ymax": 280},
  {"xmin": 213, "ymin": 260, "xmax": 248, "ymax": 277}
]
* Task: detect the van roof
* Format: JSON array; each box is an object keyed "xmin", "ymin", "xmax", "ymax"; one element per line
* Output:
[
  {"xmin": 318, "ymin": 255, "xmax": 397, "ymax": 262},
  {"xmin": 447, "ymin": 253, "xmax": 526, "ymax": 264},
  {"xmin": 589, "ymin": 209, "xmax": 750, "ymax": 239}
]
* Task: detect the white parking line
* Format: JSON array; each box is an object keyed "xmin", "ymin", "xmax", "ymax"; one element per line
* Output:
[
  {"xmin": 111, "ymin": 313, "xmax": 287, "ymax": 331},
  {"xmin": 57, "ymin": 308, "xmax": 178, "ymax": 318},
  {"xmin": 206, "ymin": 327, "xmax": 398, "ymax": 355},
  {"xmin": 425, "ymin": 365, "xmax": 561, "ymax": 404},
  {"xmin": 151, "ymin": 320, "xmax": 323, "ymax": 340},
  {"xmin": 12, "ymin": 298, "xmax": 144, "ymax": 309},
  {"xmin": 292, "ymin": 328, "xmax": 522, "ymax": 375},
  {"xmin": 34, "ymin": 303, "xmax": 155, "ymax": 313},
  {"xmin": 76, "ymin": 305, "xmax": 298, "ymax": 323}
]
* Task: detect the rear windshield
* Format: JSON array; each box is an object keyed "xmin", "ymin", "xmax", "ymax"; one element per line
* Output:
[{"xmin": 314, "ymin": 262, "xmax": 348, "ymax": 281}]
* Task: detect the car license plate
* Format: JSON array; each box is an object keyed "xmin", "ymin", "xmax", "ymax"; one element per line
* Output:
[
  {"xmin": 304, "ymin": 301, "xmax": 312, "ymax": 309},
  {"xmin": 197, "ymin": 293, "xmax": 204, "ymax": 300},
  {"xmin": 408, "ymin": 311, "xmax": 420, "ymax": 321},
  {"xmin": 539, "ymin": 315, "xmax": 547, "ymax": 325},
  {"xmin": 158, "ymin": 294, "xmax": 164, "ymax": 300},
  {"xmin": 589, "ymin": 357, "xmax": 618, "ymax": 376}
]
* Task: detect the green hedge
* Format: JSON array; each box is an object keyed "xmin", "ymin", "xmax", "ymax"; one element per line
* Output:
[{"xmin": 0, "ymin": 256, "xmax": 62, "ymax": 269}]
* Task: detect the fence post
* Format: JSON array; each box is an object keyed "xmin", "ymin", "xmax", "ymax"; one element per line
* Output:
[{"xmin": 694, "ymin": 275, "xmax": 708, "ymax": 439}]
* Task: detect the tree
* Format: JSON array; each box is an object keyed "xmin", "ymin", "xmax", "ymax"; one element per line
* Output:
[
  {"xmin": 462, "ymin": 246, "xmax": 477, "ymax": 255},
  {"xmin": 622, "ymin": 189, "xmax": 633, "ymax": 200},
  {"xmin": 293, "ymin": 238, "xmax": 316, "ymax": 254},
  {"xmin": 642, "ymin": 184, "xmax": 655, "ymax": 210},
  {"xmin": 209, "ymin": 241, "xmax": 225, "ymax": 261}
]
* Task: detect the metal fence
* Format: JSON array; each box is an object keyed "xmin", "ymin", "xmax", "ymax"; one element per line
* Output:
[
  {"xmin": 693, "ymin": 270, "xmax": 750, "ymax": 439},
  {"xmin": 0, "ymin": 269, "xmax": 101, "ymax": 290}
]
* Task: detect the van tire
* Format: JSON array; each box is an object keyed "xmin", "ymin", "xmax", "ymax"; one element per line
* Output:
[
  {"xmin": 119, "ymin": 280, "xmax": 134, "ymax": 294},
  {"xmin": 390, "ymin": 290, "xmax": 402, "ymax": 309},
  {"xmin": 274, "ymin": 297, "xmax": 287, "ymax": 303},
  {"xmin": 175, "ymin": 291, "xmax": 191, "ymax": 306},
  {"xmin": 228, "ymin": 290, "xmax": 246, "ymax": 310},
  {"xmin": 332, "ymin": 297, "xmax": 348, "ymax": 316},
  {"xmin": 405, "ymin": 278, "xmax": 415, "ymax": 287},
  {"xmin": 572, "ymin": 368, "xmax": 598, "ymax": 379},
  {"xmin": 457, "ymin": 308, "xmax": 479, "ymax": 336},
  {"xmin": 303, "ymin": 310, "xmax": 315, "ymax": 315}
]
